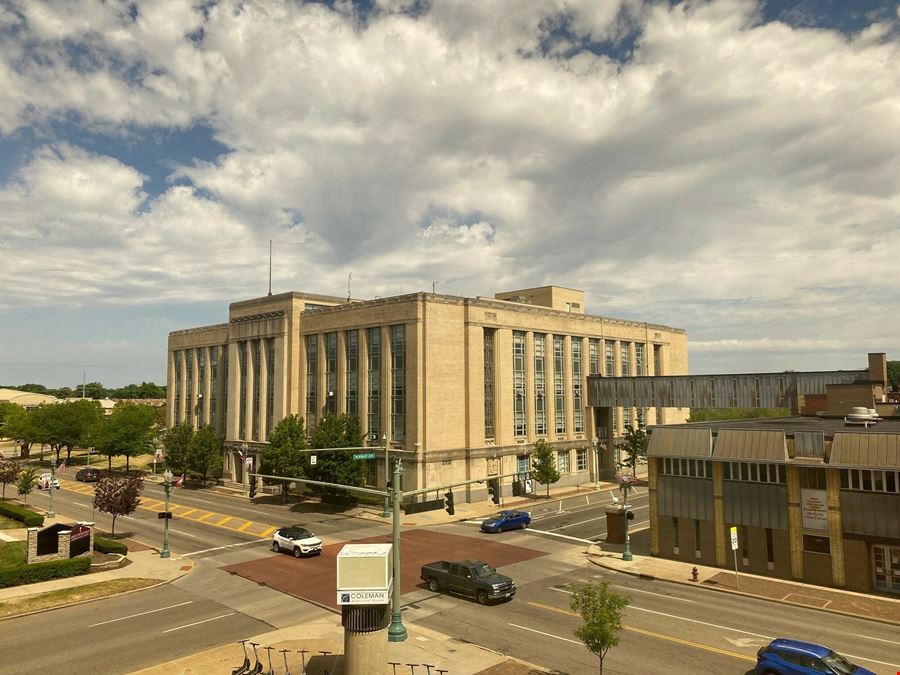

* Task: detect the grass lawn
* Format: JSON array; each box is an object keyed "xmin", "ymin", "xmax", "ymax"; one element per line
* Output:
[
  {"xmin": 0, "ymin": 541, "xmax": 26, "ymax": 571},
  {"xmin": 0, "ymin": 578, "xmax": 158, "ymax": 618},
  {"xmin": 0, "ymin": 515, "xmax": 21, "ymax": 530}
]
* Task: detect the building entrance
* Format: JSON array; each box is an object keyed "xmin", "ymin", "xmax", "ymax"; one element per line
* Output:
[{"xmin": 873, "ymin": 545, "xmax": 900, "ymax": 594}]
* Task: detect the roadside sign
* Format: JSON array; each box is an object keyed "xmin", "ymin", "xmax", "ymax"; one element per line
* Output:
[
  {"xmin": 310, "ymin": 455, "xmax": 317, "ymax": 466},
  {"xmin": 352, "ymin": 452, "xmax": 376, "ymax": 460},
  {"xmin": 730, "ymin": 526, "xmax": 738, "ymax": 551}
]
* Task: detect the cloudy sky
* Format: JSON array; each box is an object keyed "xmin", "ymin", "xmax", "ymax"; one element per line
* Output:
[{"xmin": 1, "ymin": 0, "xmax": 898, "ymax": 389}]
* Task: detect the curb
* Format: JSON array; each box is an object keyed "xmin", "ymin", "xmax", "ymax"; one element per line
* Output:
[{"xmin": 587, "ymin": 556, "xmax": 900, "ymax": 628}]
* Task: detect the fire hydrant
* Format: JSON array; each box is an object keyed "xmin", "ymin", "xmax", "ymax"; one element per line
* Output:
[{"xmin": 691, "ymin": 566, "xmax": 699, "ymax": 582}]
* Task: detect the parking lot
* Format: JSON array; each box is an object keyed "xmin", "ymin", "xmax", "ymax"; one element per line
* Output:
[{"xmin": 220, "ymin": 528, "xmax": 547, "ymax": 610}]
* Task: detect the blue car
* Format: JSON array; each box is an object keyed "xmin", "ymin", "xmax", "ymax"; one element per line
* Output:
[
  {"xmin": 480, "ymin": 510, "xmax": 531, "ymax": 533},
  {"xmin": 755, "ymin": 638, "xmax": 873, "ymax": 674}
]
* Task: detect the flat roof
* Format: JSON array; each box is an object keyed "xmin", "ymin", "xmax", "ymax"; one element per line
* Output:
[{"xmin": 651, "ymin": 415, "xmax": 900, "ymax": 436}]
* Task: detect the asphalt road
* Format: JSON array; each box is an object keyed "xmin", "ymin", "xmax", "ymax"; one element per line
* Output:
[
  {"xmin": 410, "ymin": 563, "xmax": 900, "ymax": 675},
  {"xmin": 526, "ymin": 485, "xmax": 650, "ymax": 542}
]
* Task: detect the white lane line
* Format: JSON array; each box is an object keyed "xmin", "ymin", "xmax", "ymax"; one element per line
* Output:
[
  {"xmin": 525, "ymin": 529, "xmax": 592, "ymax": 544},
  {"xmin": 852, "ymin": 633, "xmax": 900, "ymax": 646},
  {"xmin": 169, "ymin": 528, "xmax": 198, "ymax": 538},
  {"xmin": 509, "ymin": 623, "xmax": 582, "ymax": 645},
  {"xmin": 162, "ymin": 613, "xmax": 235, "ymax": 634},
  {"xmin": 73, "ymin": 502, "xmax": 90, "ymax": 508},
  {"xmin": 550, "ymin": 585, "xmax": 695, "ymax": 603},
  {"xmin": 627, "ymin": 605, "xmax": 773, "ymax": 640},
  {"xmin": 89, "ymin": 601, "xmax": 193, "ymax": 627},
  {"xmin": 184, "ymin": 539, "xmax": 266, "ymax": 556}
]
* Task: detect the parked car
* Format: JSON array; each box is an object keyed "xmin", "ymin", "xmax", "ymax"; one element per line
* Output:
[
  {"xmin": 271, "ymin": 526, "xmax": 323, "ymax": 558},
  {"xmin": 37, "ymin": 473, "xmax": 60, "ymax": 490},
  {"xmin": 755, "ymin": 638, "xmax": 874, "ymax": 674},
  {"xmin": 420, "ymin": 559, "xmax": 516, "ymax": 605},
  {"xmin": 75, "ymin": 467, "xmax": 101, "ymax": 482},
  {"xmin": 480, "ymin": 510, "xmax": 531, "ymax": 533}
]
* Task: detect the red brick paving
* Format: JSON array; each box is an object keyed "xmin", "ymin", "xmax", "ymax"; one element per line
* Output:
[{"xmin": 221, "ymin": 529, "xmax": 547, "ymax": 610}]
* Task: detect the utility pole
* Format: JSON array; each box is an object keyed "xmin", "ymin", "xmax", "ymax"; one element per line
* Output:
[
  {"xmin": 161, "ymin": 470, "xmax": 173, "ymax": 558},
  {"xmin": 388, "ymin": 459, "xmax": 407, "ymax": 642},
  {"xmin": 382, "ymin": 433, "xmax": 390, "ymax": 517}
]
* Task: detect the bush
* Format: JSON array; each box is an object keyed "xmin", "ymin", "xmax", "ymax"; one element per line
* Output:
[
  {"xmin": 0, "ymin": 556, "xmax": 90, "ymax": 588},
  {"xmin": 0, "ymin": 500, "xmax": 44, "ymax": 527},
  {"xmin": 94, "ymin": 536, "xmax": 127, "ymax": 555}
]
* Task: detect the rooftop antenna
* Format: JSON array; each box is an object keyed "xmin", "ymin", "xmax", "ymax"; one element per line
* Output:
[
  {"xmin": 432, "ymin": 281, "xmax": 437, "ymax": 294},
  {"xmin": 267, "ymin": 240, "xmax": 272, "ymax": 296},
  {"xmin": 347, "ymin": 272, "xmax": 352, "ymax": 302}
]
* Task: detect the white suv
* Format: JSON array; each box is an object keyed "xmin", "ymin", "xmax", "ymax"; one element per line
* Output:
[
  {"xmin": 271, "ymin": 526, "xmax": 322, "ymax": 558},
  {"xmin": 37, "ymin": 473, "xmax": 61, "ymax": 490}
]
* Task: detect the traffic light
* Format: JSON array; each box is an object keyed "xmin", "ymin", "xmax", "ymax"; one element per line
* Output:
[
  {"xmin": 625, "ymin": 510, "xmax": 635, "ymax": 521},
  {"xmin": 249, "ymin": 477, "xmax": 257, "ymax": 499},
  {"xmin": 487, "ymin": 480, "xmax": 500, "ymax": 505},
  {"xmin": 444, "ymin": 490, "xmax": 455, "ymax": 516}
]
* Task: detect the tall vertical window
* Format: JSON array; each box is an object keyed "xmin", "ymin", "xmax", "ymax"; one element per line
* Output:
[
  {"xmin": 512, "ymin": 331, "xmax": 526, "ymax": 437},
  {"xmin": 553, "ymin": 335, "xmax": 566, "ymax": 434},
  {"xmin": 185, "ymin": 348, "xmax": 194, "ymax": 426},
  {"xmin": 367, "ymin": 328, "xmax": 381, "ymax": 440},
  {"xmin": 672, "ymin": 517, "xmax": 680, "ymax": 552},
  {"xmin": 623, "ymin": 406, "xmax": 632, "ymax": 430},
  {"xmin": 390, "ymin": 325, "xmax": 405, "ymax": 442},
  {"xmin": 173, "ymin": 350, "xmax": 182, "ymax": 424},
  {"xmin": 483, "ymin": 329, "xmax": 496, "ymax": 438},
  {"xmin": 534, "ymin": 334, "xmax": 547, "ymax": 436},
  {"xmin": 654, "ymin": 344, "xmax": 662, "ymax": 376},
  {"xmin": 306, "ymin": 335, "xmax": 318, "ymax": 431},
  {"xmin": 325, "ymin": 332, "xmax": 337, "ymax": 415},
  {"xmin": 635, "ymin": 343, "xmax": 645, "ymax": 376},
  {"xmin": 605, "ymin": 342, "xmax": 615, "ymax": 376},
  {"xmin": 221, "ymin": 344, "xmax": 228, "ymax": 429},
  {"xmin": 209, "ymin": 346, "xmax": 218, "ymax": 427},
  {"xmin": 252, "ymin": 341, "xmax": 261, "ymax": 440},
  {"xmin": 557, "ymin": 450, "xmax": 570, "ymax": 474},
  {"xmin": 266, "ymin": 339, "xmax": 275, "ymax": 437},
  {"xmin": 589, "ymin": 339, "xmax": 600, "ymax": 376},
  {"xmin": 197, "ymin": 349, "xmax": 206, "ymax": 424},
  {"xmin": 346, "ymin": 330, "xmax": 358, "ymax": 417},
  {"xmin": 766, "ymin": 528, "xmax": 774, "ymax": 568},
  {"xmin": 620, "ymin": 342, "xmax": 631, "ymax": 376},
  {"xmin": 636, "ymin": 407, "xmax": 647, "ymax": 429},
  {"xmin": 572, "ymin": 338, "xmax": 584, "ymax": 434},
  {"xmin": 239, "ymin": 343, "xmax": 247, "ymax": 438},
  {"xmin": 694, "ymin": 519, "xmax": 702, "ymax": 557}
]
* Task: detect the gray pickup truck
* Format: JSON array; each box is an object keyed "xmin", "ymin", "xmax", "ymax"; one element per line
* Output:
[{"xmin": 420, "ymin": 559, "xmax": 516, "ymax": 605}]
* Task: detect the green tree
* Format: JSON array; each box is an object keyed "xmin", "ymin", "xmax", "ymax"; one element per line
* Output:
[
  {"xmin": 95, "ymin": 402, "xmax": 157, "ymax": 472},
  {"xmin": 32, "ymin": 400, "xmax": 103, "ymax": 464},
  {"xmin": 162, "ymin": 422, "xmax": 194, "ymax": 472},
  {"xmin": 3, "ymin": 406, "xmax": 39, "ymax": 458},
  {"xmin": 0, "ymin": 401, "xmax": 19, "ymax": 439},
  {"xmin": 260, "ymin": 414, "xmax": 308, "ymax": 500},
  {"xmin": 888, "ymin": 360, "xmax": 899, "ymax": 391},
  {"xmin": 569, "ymin": 581, "xmax": 630, "ymax": 675},
  {"xmin": 0, "ymin": 460, "xmax": 20, "ymax": 499},
  {"xmin": 531, "ymin": 439, "xmax": 560, "ymax": 498},
  {"xmin": 16, "ymin": 468, "xmax": 37, "ymax": 507},
  {"xmin": 93, "ymin": 474, "xmax": 144, "ymax": 535},
  {"xmin": 187, "ymin": 425, "xmax": 223, "ymax": 485},
  {"xmin": 616, "ymin": 425, "xmax": 648, "ymax": 477},
  {"xmin": 307, "ymin": 414, "xmax": 366, "ymax": 499}
]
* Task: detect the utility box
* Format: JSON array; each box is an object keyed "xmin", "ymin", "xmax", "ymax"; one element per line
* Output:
[
  {"xmin": 605, "ymin": 507, "xmax": 625, "ymax": 544},
  {"xmin": 336, "ymin": 543, "xmax": 393, "ymax": 606}
]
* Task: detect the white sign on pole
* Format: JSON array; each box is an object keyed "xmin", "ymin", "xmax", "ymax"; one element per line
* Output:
[
  {"xmin": 245, "ymin": 457, "xmax": 253, "ymax": 469},
  {"xmin": 730, "ymin": 526, "xmax": 738, "ymax": 551},
  {"xmin": 310, "ymin": 455, "xmax": 317, "ymax": 466}
]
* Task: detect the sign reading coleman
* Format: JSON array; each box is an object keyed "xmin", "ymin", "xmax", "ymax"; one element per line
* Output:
[
  {"xmin": 338, "ymin": 589, "xmax": 390, "ymax": 605},
  {"xmin": 801, "ymin": 489, "xmax": 829, "ymax": 531}
]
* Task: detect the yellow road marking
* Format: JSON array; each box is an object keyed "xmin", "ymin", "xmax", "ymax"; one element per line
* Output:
[
  {"xmin": 141, "ymin": 499, "xmax": 164, "ymax": 509},
  {"xmin": 527, "ymin": 602, "xmax": 755, "ymax": 663},
  {"xmin": 260, "ymin": 527, "xmax": 276, "ymax": 537},
  {"xmin": 176, "ymin": 508, "xmax": 197, "ymax": 517},
  {"xmin": 216, "ymin": 516, "xmax": 232, "ymax": 526},
  {"xmin": 198, "ymin": 512, "xmax": 215, "ymax": 522},
  {"xmin": 237, "ymin": 521, "xmax": 253, "ymax": 532}
]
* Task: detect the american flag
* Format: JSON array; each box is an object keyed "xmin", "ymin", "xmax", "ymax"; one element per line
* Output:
[
  {"xmin": 57, "ymin": 460, "xmax": 67, "ymax": 473},
  {"xmin": 174, "ymin": 474, "xmax": 185, "ymax": 487}
]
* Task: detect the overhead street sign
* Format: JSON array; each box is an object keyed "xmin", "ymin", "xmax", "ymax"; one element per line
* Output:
[{"xmin": 352, "ymin": 452, "xmax": 376, "ymax": 460}]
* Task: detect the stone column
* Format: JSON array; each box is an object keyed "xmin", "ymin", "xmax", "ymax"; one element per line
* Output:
[
  {"xmin": 564, "ymin": 335, "xmax": 574, "ymax": 439},
  {"xmin": 826, "ymin": 469, "xmax": 846, "ymax": 587},
  {"xmin": 190, "ymin": 348, "xmax": 200, "ymax": 429},
  {"xmin": 226, "ymin": 341, "xmax": 241, "ymax": 440},
  {"xmin": 713, "ymin": 462, "xmax": 727, "ymax": 566},
  {"xmin": 244, "ymin": 341, "xmax": 255, "ymax": 442},
  {"xmin": 166, "ymin": 351, "xmax": 176, "ymax": 428},
  {"xmin": 786, "ymin": 465, "xmax": 805, "ymax": 580},
  {"xmin": 26, "ymin": 527, "xmax": 38, "ymax": 564},
  {"xmin": 58, "ymin": 529, "xmax": 72, "ymax": 559},
  {"xmin": 178, "ymin": 350, "xmax": 188, "ymax": 425},
  {"xmin": 202, "ymin": 346, "xmax": 212, "ymax": 427},
  {"xmin": 258, "ymin": 338, "xmax": 269, "ymax": 442},
  {"xmin": 273, "ymin": 335, "xmax": 286, "ymax": 427}
]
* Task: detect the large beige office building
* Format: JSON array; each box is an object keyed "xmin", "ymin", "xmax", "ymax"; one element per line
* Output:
[{"xmin": 166, "ymin": 285, "xmax": 688, "ymax": 501}]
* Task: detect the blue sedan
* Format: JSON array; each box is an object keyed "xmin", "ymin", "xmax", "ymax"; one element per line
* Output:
[
  {"xmin": 481, "ymin": 510, "xmax": 531, "ymax": 533},
  {"xmin": 755, "ymin": 638, "xmax": 874, "ymax": 675}
]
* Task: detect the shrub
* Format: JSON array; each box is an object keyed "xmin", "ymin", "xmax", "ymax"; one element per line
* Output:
[
  {"xmin": 94, "ymin": 536, "xmax": 128, "ymax": 555},
  {"xmin": 0, "ymin": 500, "xmax": 44, "ymax": 527},
  {"xmin": 0, "ymin": 556, "xmax": 90, "ymax": 588}
]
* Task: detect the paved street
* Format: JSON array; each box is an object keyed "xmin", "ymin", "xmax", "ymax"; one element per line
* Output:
[{"xmin": 525, "ymin": 483, "xmax": 649, "ymax": 541}]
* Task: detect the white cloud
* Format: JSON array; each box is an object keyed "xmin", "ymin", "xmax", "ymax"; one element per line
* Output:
[{"xmin": 1, "ymin": 0, "xmax": 899, "ymax": 383}]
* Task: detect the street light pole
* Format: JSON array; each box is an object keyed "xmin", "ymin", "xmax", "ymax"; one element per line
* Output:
[
  {"xmin": 47, "ymin": 464, "xmax": 56, "ymax": 519},
  {"xmin": 242, "ymin": 442, "xmax": 249, "ymax": 496},
  {"xmin": 622, "ymin": 479, "xmax": 633, "ymax": 562},
  {"xmin": 161, "ymin": 470, "xmax": 173, "ymax": 559},
  {"xmin": 381, "ymin": 433, "xmax": 390, "ymax": 518},
  {"xmin": 388, "ymin": 458, "xmax": 407, "ymax": 642},
  {"xmin": 593, "ymin": 439, "xmax": 600, "ymax": 490}
]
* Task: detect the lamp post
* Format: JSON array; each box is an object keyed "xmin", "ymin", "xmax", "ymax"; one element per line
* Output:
[
  {"xmin": 388, "ymin": 458, "xmax": 407, "ymax": 642},
  {"xmin": 242, "ymin": 442, "xmax": 249, "ymax": 496},
  {"xmin": 47, "ymin": 464, "xmax": 56, "ymax": 519},
  {"xmin": 381, "ymin": 433, "xmax": 390, "ymax": 518},
  {"xmin": 161, "ymin": 470, "xmax": 173, "ymax": 559},
  {"xmin": 621, "ymin": 478, "xmax": 633, "ymax": 562}
]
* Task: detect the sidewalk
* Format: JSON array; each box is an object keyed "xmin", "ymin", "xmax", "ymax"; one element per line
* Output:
[{"xmin": 586, "ymin": 544, "xmax": 900, "ymax": 626}]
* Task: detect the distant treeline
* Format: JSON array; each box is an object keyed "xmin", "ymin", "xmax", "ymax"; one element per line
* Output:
[{"xmin": 2, "ymin": 381, "xmax": 166, "ymax": 400}]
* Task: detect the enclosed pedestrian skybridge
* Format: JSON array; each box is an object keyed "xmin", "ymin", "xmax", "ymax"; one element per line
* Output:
[{"xmin": 588, "ymin": 369, "xmax": 872, "ymax": 411}]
